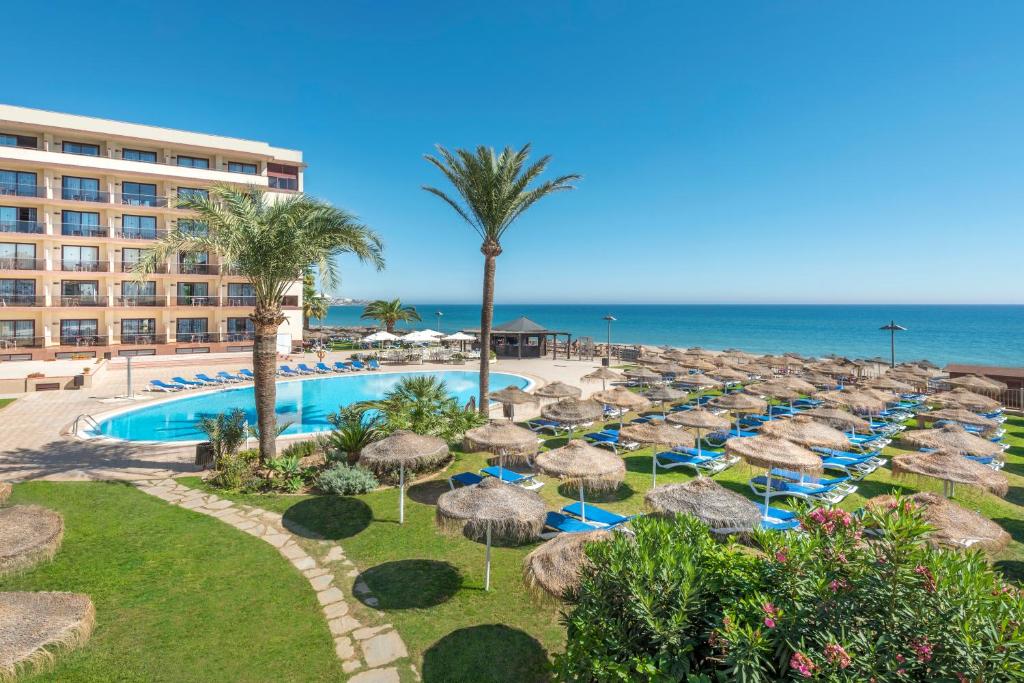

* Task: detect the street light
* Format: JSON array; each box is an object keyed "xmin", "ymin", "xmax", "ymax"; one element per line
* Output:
[
  {"xmin": 879, "ymin": 320, "xmax": 906, "ymax": 368},
  {"xmin": 435, "ymin": 310, "xmax": 444, "ymax": 333},
  {"xmin": 603, "ymin": 314, "xmax": 616, "ymax": 365}
]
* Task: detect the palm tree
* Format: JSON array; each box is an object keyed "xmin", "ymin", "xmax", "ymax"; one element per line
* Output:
[
  {"xmin": 137, "ymin": 184, "xmax": 384, "ymax": 463},
  {"xmin": 304, "ymin": 290, "xmax": 330, "ymax": 334},
  {"xmin": 360, "ymin": 298, "xmax": 421, "ymax": 333},
  {"xmin": 423, "ymin": 144, "xmax": 579, "ymax": 414}
]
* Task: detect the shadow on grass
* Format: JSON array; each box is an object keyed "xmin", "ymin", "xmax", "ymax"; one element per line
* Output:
[
  {"xmin": 556, "ymin": 481, "xmax": 634, "ymax": 504},
  {"xmin": 356, "ymin": 559, "xmax": 461, "ymax": 609},
  {"xmin": 280, "ymin": 496, "xmax": 372, "ymax": 540},
  {"xmin": 994, "ymin": 560, "xmax": 1024, "ymax": 584},
  {"xmin": 422, "ymin": 624, "xmax": 550, "ymax": 683},
  {"xmin": 407, "ymin": 480, "xmax": 451, "ymax": 506},
  {"xmin": 1006, "ymin": 486, "xmax": 1024, "ymax": 508}
]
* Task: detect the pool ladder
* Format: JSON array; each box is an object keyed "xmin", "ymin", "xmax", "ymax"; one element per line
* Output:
[{"xmin": 71, "ymin": 414, "xmax": 100, "ymax": 436}]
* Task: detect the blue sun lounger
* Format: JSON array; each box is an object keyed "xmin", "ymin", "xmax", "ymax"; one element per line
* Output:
[
  {"xmin": 196, "ymin": 373, "xmax": 229, "ymax": 385},
  {"xmin": 349, "ymin": 360, "xmax": 366, "ymax": 371},
  {"xmin": 655, "ymin": 449, "xmax": 737, "ymax": 475},
  {"xmin": 526, "ymin": 418, "xmax": 567, "ymax": 434},
  {"xmin": 542, "ymin": 511, "xmax": 602, "ymax": 537},
  {"xmin": 298, "ymin": 363, "xmax": 325, "ymax": 374},
  {"xmin": 238, "ymin": 369, "xmax": 255, "ymax": 380},
  {"xmin": 563, "ymin": 502, "xmax": 633, "ymax": 529},
  {"xmin": 217, "ymin": 371, "xmax": 244, "ymax": 383},
  {"xmin": 280, "ymin": 365, "xmax": 309, "ymax": 376},
  {"xmin": 171, "ymin": 376, "xmax": 204, "ymax": 388},
  {"xmin": 480, "ymin": 466, "xmax": 544, "ymax": 490},
  {"xmin": 315, "ymin": 362, "xmax": 334, "ymax": 374},
  {"xmin": 448, "ymin": 472, "xmax": 485, "ymax": 489},
  {"xmin": 770, "ymin": 468, "xmax": 857, "ymax": 495},
  {"xmin": 150, "ymin": 379, "xmax": 185, "ymax": 392},
  {"xmin": 792, "ymin": 398, "xmax": 823, "ymax": 409},
  {"xmin": 368, "ymin": 359, "xmax": 381, "ymax": 370},
  {"xmin": 333, "ymin": 361, "xmax": 351, "ymax": 372},
  {"xmin": 749, "ymin": 476, "xmax": 850, "ymax": 505},
  {"xmin": 754, "ymin": 502, "xmax": 801, "ymax": 531}
]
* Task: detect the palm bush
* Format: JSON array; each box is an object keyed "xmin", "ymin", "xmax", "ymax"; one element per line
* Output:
[
  {"xmin": 358, "ymin": 375, "xmax": 485, "ymax": 442},
  {"xmin": 360, "ymin": 298, "xmax": 420, "ymax": 333},
  {"xmin": 327, "ymin": 406, "xmax": 383, "ymax": 464},
  {"xmin": 196, "ymin": 408, "xmax": 248, "ymax": 465}
]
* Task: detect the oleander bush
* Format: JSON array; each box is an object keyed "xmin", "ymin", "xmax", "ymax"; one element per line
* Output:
[
  {"xmin": 317, "ymin": 462, "xmax": 380, "ymax": 495},
  {"xmin": 557, "ymin": 499, "xmax": 1024, "ymax": 682}
]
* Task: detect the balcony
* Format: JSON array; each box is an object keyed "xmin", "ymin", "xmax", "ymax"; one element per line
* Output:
[
  {"xmin": 0, "ymin": 220, "xmax": 44, "ymax": 235},
  {"xmin": 223, "ymin": 295, "xmax": 256, "ymax": 307},
  {"xmin": 119, "ymin": 333, "xmax": 167, "ymax": 345},
  {"xmin": 171, "ymin": 263, "xmax": 219, "ymax": 276},
  {"xmin": 119, "ymin": 261, "xmax": 167, "ymax": 274},
  {"xmin": 114, "ymin": 228, "xmax": 167, "ymax": 241},
  {"xmin": 0, "ymin": 257, "xmax": 45, "ymax": 271},
  {"xmin": 175, "ymin": 332, "xmax": 254, "ymax": 344},
  {"xmin": 61, "ymin": 223, "xmax": 109, "ymax": 238},
  {"xmin": 57, "ymin": 295, "xmax": 107, "ymax": 307},
  {"xmin": 116, "ymin": 295, "xmax": 166, "ymax": 307},
  {"xmin": 0, "ymin": 335, "xmax": 44, "ymax": 349},
  {"xmin": 0, "ymin": 294, "xmax": 44, "ymax": 307},
  {"xmin": 0, "ymin": 183, "xmax": 46, "ymax": 198},
  {"xmin": 59, "ymin": 334, "xmax": 109, "ymax": 347},
  {"xmin": 59, "ymin": 260, "xmax": 110, "ymax": 273},
  {"xmin": 176, "ymin": 295, "xmax": 221, "ymax": 307},
  {"xmin": 60, "ymin": 188, "xmax": 112, "ymax": 204},
  {"xmin": 117, "ymin": 193, "xmax": 171, "ymax": 208}
]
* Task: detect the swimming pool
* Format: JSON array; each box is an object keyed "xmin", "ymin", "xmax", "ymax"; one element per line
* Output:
[{"xmin": 91, "ymin": 370, "xmax": 531, "ymax": 442}]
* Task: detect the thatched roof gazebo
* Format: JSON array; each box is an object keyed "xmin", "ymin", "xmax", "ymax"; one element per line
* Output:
[
  {"xmin": 360, "ymin": 431, "xmax": 450, "ymax": 524},
  {"xmin": 436, "ymin": 477, "xmax": 546, "ymax": 591},
  {"xmin": 900, "ymin": 423, "xmax": 1005, "ymax": 458},
  {"xmin": 541, "ymin": 398, "xmax": 605, "ymax": 438},
  {"xmin": 535, "ymin": 440, "xmax": 626, "ymax": 523},
  {"xmin": 581, "ymin": 367, "xmax": 623, "ymax": 390},
  {"xmin": 463, "ymin": 421, "xmax": 540, "ymax": 463},
  {"xmin": 891, "ymin": 448, "xmax": 1008, "ymax": 498},
  {"xmin": 533, "ymin": 381, "xmax": 582, "ymax": 402},
  {"xmin": 645, "ymin": 478, "xmax": 761, "ymax": 534},
  {"xmin": 759, "ymin": 415, "xmax": 851, "ymax": 451},
  {"xmin": 0, "ymin": 506, "xmax": 64, "ymax": 576},
  {"xmin": 523, "ymin": 530, "xmax": 612, "ymax": 600},
  {"xmin": 489, "ymin": 385, "xmax": 538, "ymax": 420},
  {"xmin": 0, "ymin": 592, "xmax": 95, "ymax": 681},
  {"xmin": 866, "ymin": 492, "xmax": 1010, "ymax": 552}
]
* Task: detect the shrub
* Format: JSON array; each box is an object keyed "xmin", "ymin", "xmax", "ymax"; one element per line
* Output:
[
  {"xmin": 197, "ymin": 409, "xmax": 247, "ymax": 465},
  {"xmin": 266, "ymin": 454, "xmax": 316, "ymax": 493},
  {"xmin": 317, "ymin": 463, "xmax": 379, "ymax": 495},
  {"xmin": 210, "ymin": 449, "xmax": 263, "ymax": 492},
  {"xmin": 327, "ymin": 406, "xmax": 383, "ymax": 465},
  {"xmin": 557, "ymin": 499, "xmax": 1024, "ymax": 682},
  {"xmin": 280, "ymin": 439, "xmax": 319, "ymax": 460}
]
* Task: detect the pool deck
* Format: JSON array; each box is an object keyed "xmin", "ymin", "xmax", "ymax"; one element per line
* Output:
[{"xmin": 0, "ymin": 351, "xmax": 606, "ymax": 481}]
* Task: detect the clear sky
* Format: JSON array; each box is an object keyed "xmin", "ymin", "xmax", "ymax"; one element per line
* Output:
[{"xmin": 7, "ymin": 1, "xmax": 1023, "ymax": 304}]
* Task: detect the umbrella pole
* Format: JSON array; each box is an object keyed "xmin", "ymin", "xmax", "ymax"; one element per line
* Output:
[
  {"xmin": 651, "ymin": 448, "xmax": 657, "ymax": 487},
  {"xmin": 579, "ymin": 484, "xmax": 586, "ymax": 522},
  {"xmin": 763, "ymin": 472, "xmax": 771, "ymax": 520},
  {"xmin": 399, "ymin": 462, "xmax": 405, "ymax": 524},
  {"xmin": 484, "ymin": 519, "xmax": 492, "ymax": 591}
]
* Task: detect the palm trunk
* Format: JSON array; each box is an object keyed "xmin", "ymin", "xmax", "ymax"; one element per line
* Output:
[
  {"xmin": 253, "ymin": 308, "xmax": 281, "ymax": 464},
  {"xmin": 479, "ymin": 246, "xmax": 498, "ymax": 416}
]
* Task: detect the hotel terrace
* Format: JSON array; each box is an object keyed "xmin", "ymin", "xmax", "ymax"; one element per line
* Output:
[{"xmin": 0, "ymin": 105, "xmax": 305, "ymax": 361}]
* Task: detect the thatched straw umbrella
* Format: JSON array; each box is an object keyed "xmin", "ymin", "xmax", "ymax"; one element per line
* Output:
[
  {"xmin": 623, "ymin": 367, "xmax": 661, "ymax": 386},
  {"xmin": 541, "ymin": 398, "xmax": 605, "ymax": 439},
  {"xmin": 931, "ymin": 388, "xmax": 1002, "ymax": 413},
  {"xmin": 582, "ymin": 366, "xmax": 623, "ymax": 391},
  {"xmin": 683, "ymin": 358, "xmax": 718, "ymax": 373},
  {"xmin": 620, "ymin": 421, "xmax": 695, "ymax": 486},
  {"xmin": 866, "ymin": 492, "xmax": 1010, "ymax": 552},
  {"xmin": 0, "ymin": 482, "xmax": 10, "ymax": 505},
  {"xmin": 0, "ymin": 592, "xmax": 95, "ymax": 681},
  {"xmin": 535, "ymin": 440, "xmax": 625, "ymax": 522},
  {"xmin": 947, "ymin": 374, "xmax": 1007, "ymax": 392},
  {"xmin": 712, "ymin": 367, "xmax": 749, "ymax": 384},
  {"xmin": 645, "ymin": 478, "xmax": 761, "ymax": 534},
  {"xmin": 709, "ymin": 393, "xmax": 768, "ymax": 436},
  {"xmin": 676, "ymin": 373, "xmax": 722, "ymax": 390},
  {"xmin": 744, "ymin": 363, "xmax": 777, "ymax": 379},
  {"xmin": 745, "ymin": 381, "xmax": 801, "ymax": 416},
  {"xmin": 463, "ymin": 421, "xmax": 540, "ymax": 464},
  {"xmin": 891, "ymin": 448, "xmax": 1008, "ymax": 498},
  {"xmin": 725, "ymin": 435, "xmax": 824, "ymax": 517},
  {"xmin": 489, "ymin": 386, "xmax": 538, "ymax": 421},
  {"xmin": 900, "ymin": 423, "xmax": 1005, "ymax": 458},
  {"xmin": 360, "ymin": 431, "xmax": 449, "ymax": 524},
  {"xmin": 759, "ymin": 415, "xmax": 851, "ymax": 451},
  {"xmin": 803, "ymin": 407, "xmax": 871, "ymax": 435},
  {"xmin": 772, "ymin": 376, "xmax": 817, "ymax": 394},
  {"xmin": 0, "ymin": 506, "xmax": 64, "ymax": 576},
  {"xmin": 523, "ymin": 529, "xmax": 612, "ymax": 599},
  {"xmin": 591, "ymin": 387, "xmax": 651, "ymax": 428},
  {"xmin": 436, "ymin": 477, "xmax": 546, "ymax": 591},
  {"xmin": 666, "ymin": 409, "xmax": 731, "ymax": 462},
  {"xmin": 814, "ymin": 389, "xmax": 885, "ymax": 415},
  {"xmin": 865, "ymin": 376, "xmax": 915, "ymax": 393},
  {"xmin": 860, "ymin": 387, "xmax": 900, "ymax": 405},
  {"xmin": 661, "ymin": 348, "xmax": 691, "ymax": 362},
  {"xmin": 534, "ymin": 381, "xmax": 582, "ymax": 403},
  {"xmin": 645, "ymin": 385, "xmax": 686, "ymax": 415},
  {"xmin": 926, "ymin": 407, "xmax": 1000, "ymax": 431},
  {"xmin": 801, "ymin": 371, "xmax": 838, "ymax": 388}
]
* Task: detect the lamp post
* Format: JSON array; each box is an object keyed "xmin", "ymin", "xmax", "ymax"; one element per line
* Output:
[
  {"xmin": 880, "ymin": 320, "xmax": 906, "ymax": 368},
  {"xmin": 435, "ymin": 310, "xmax": 443, "ymax": 333},
  {"xmin": 603, "ymin": 314, "xmax": 616, "ymax": 365}
]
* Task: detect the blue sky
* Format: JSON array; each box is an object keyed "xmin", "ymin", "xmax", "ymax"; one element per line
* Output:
[{"xmin": 8, "ymin": 1, "xmax": 1024, "ymax": 304}]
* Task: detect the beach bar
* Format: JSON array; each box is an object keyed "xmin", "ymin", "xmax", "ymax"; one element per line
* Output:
[{"xmin": 465, "ymin": 316, "xmax": 572, "ymax": 360}]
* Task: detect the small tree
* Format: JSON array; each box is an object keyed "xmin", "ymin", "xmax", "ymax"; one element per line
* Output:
[
  {"xmin": 357, "ymin": 375, "xmax": 485, "ymax": 441},
  {"xmin": 360, "ymin": 298, "xmax": 420, "ymax": 333},
  {"xmin": 197, "ymin": 409, "xmax": 247, "ymax": 465},
  {"xmin": 327, "ymin": 405, "xmax": 383, "ymax": 464}
]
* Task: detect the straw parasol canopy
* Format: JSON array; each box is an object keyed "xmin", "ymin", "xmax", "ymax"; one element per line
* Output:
[
  {"xmin": 803, "ymin": 407, "xmax": 871, "ymax": 433},
  {"xmin": 619, "ymin": 422, "xmax": 695, "ymax": 449},
  {"xmin": 724, "ymin": 435, "xmax": 824, "ymax": 475},
  {"xmin": 666, "ymin": 408, "xmax": 731, "ymax": 432},
  {"xmin": 676, "ymin": 373, "xmax": 722, "ymax": 388},
  {"xmin": 772, "ymin": 376, "xmax": 817, "ymax": 394},
  {"xmin": 360, "ymin": 430, "xmax": 450, "ymax": 523},
  {"xmin": 582, "ymin": 366, "xmax": 623, "ymax": 387},
  {"xmin": 623, "ymin": 367, "xmax": 662, "ymax": 383},
  {"xmin": 655, "ymin": 362, "xmax": 689, "ymax": 377},
  {"xmin": 801, "ymin": 372, "xmax": 838, "ymax": 388},
  {"xmin": 931, "ymin": 388, "xmax": 1002, "ymax": 413},
  {"xmin": 900, "ymin": 423, "xmax": 1005, "ymax": 458},
  {"xmin": 533, "ymin": 381, "xmax": 582, "ymax": 401},
  {"xmin": 436, "ymin": 477, "xmax": 547, "ymax": 590},
  {"xmin": 814, "ymin": 390, "xmax": 885, "ymax": 414},
  {"xmin": 712, "ymin": 367, "xmax": 750, "ymax": 383},
  {"xmin": 926, "ymin": 407, "xmax": 1000, "ymax": 431},
  {"xmin": 463, "ymin": 421, "xmax": 540, "ymax": 462},
  {"xmin": 645, "ymin": 479, "xmax": 761, "ymax": 533},
  {"xmin": 891, "ymin": 449, "xmax": 1008, "ymax": 497},
  {"xmin": 744, "ymin": 382, "xmax": 801, "ymax": 401},
  {"xmin": 592, "ymin": 387, "xmax": 651, "ymax": 414},
  {"xmin": 523, "ymin": 530, "xmax": 612, "ymax": 599},
  {"xmin": 489, "ymin": 386, "xmax": 538, "ymax": 406},
  {"xmin": 860, "ymin": 387, "xmax": 900, "ymax": 404},
  {"xmin": 744, "ymin": 364, "xmax": 777, "ymax": 378},
  {"xmin": 709, "ymin": 393, "xmax": 768, "ymax": 414},
  {"xmin": 947, "ymin": 374, "xmax": 1007, "ymax": 392},
  {"xmin": 541, "ymin": 398, "xmax": 604, "ymax": 428},
  {"xmin": 645, "ymin": 385, "xmax": 686, "ymax": 407},
  {"xmin": 865, "ymin": 376, "xmax": 915, "ymax": 392},
  {"xmin": 0, "ymin": 592, "xmax": 95, "ymax": 681},
  {"xmin": 866, "ymin": 492, "xmax": 1010, "ymax": 552},
  {"xmin": 535, "ymin": 440, "xmax": 626, "ymax": 493},
  {"xmin": 0, "ymin": 505, "xmax": 64, "ymax": 576},
  {"xmin": 759, "ymin": 415, "xmax": 851, "ymax": 450},
  {"xmin": 683, "ymin": 358, "xmax": 718, "ymax": 373},
  {"xmin": 0, "ymin": 482, "xmax": 10, "ymax": 505},
  {"xmin": 661, "ymin": 348, "xmax": 691, "ymax": 362}
]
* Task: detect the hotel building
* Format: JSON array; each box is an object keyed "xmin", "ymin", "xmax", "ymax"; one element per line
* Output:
[{"xmin": 0, "ymin": 105, "xmax": 305, "ymax": 362}]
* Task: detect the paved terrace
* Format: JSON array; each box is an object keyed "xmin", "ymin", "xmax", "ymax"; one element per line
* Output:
[{"xmin": 0, "ymin": 351, "xmax": 606, "ymax": 481}]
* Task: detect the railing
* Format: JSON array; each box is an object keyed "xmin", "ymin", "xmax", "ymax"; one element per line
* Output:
[
  {"xmin": 175, "ymin": 331, "xmax": 254, "ymax": 344},
  {"xmin": 176, "ymin": 295, "xmax": 220, "ymax": 307},
  {"xmin": 0, "ymin": 258, "xmax": 45, "ymax": 271},
  {"xmin": 118, "ymin": 261, "xmax": 168, "ymax": 274},
  {"xmin": 60, "ymin": 188, "xmax": 111, "ymax": 203},
  {"xmin": 58, "ymin": 295, "xmax": 107, "ymax": 307},
  {"xmin": 116, "ymin": 295, "xmax": 166, "ymax": 307},
  {"xmin": 59, "ymin": 260, "xmax": 110, "ymax": 272},
  {"xmin": 59, "ymin": 335, "xmax": 109, "ymax": 347},
  {"xmin": 61, "ymin": 223, "xmax": 109, "ymax": 238},
  {"xmin": 116, "ymin": 193, "xmax": 171, "ymax": 208},
  {"xmin": 0, "ymin": 220, "xmax": 44, "ymax": 234},
  {"xmin": 171, "ymin": 263, "xmax": 218, "ymax": 275},
  {"xmin": 115, "ymin": 229, "xmax": 166, "ymax": 241},
  {"xmin": 119, "ymin": 333, "xmax": 167, "ymax": 345},
  {"xmin": 0, "ymin": 294, "xmax": 44, "ymax": 307},
  {"xmin": 0, "ymin": 335, "xmax": 44, "ymax": 349},
  {"xmin": 223, "ymin": 295, "xmax": 256, "ymax": 307},
  {"xmin": 0, "ymin": 184, "xmax": 46, "ymax": 198},
  {"xmin": 71, "ymin": 414, "xmax": 101, "ymax": 435}
]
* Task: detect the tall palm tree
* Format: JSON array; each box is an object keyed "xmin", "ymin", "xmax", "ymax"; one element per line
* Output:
[
  {"xmin": 423, "ymin": 144, "xmax": 579, "ymax": 414},
  {"xmin": 304, "ymin": 291, "xmax": 330, "ymax": 333},
  {"xmin": 360, "ymin": 298, "xmax": 421, "ymax": 333},
  {"xmin": 137, "ymin": 184, "xmax": 384, "ymax": 463}
]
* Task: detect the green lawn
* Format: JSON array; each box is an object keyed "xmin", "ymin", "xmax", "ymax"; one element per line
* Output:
[
  {"xmin": 0, "ymin": 398, "xmax": 14, "ymax": 410},
  {"xmin": 0, "ymin": 482, "xmax": 343, "ymax": 682},
  {"xmin": 181, "ymin": 413, "xmax": 1024, "ymax": 682}
]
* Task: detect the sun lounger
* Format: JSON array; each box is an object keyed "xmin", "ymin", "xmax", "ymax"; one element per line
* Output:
[
  {"xmin": 655, "ymin": 449, "xmax": 737, "ymax": 475},
  {"xmin": 217, "ymin": 371, "xmax": 244, "ymax": 383},
  {"xmin": 541, "ymin": 511, "xmax": 602, "ymax": 538},
  {"xmin": 196, "ymin": 373, "xmax": 229, "ymax": 385},
  {"xmin": 749, "ymin": 476, "xmax": 850, "ymax": 505},
  {"xmin": 349, "ymin": 360, "xmax": 366, "ymax": 371},
  {"xmin": 171, "ymin": 376, "xmax": 204, "ymax": 388},
  {"xmin": 770, "ymin": 468, "xmax": 857, "ymax": 495},
  {"xmin": 754, "ymin": 502, "xmax": 802, "ymax": 531},
  {"xmin": 368, "ymin": 359, "xmax": 381, "ymax": 370},
  {"xmin": 563, "ymin": 502, "xmax": 633, "ymax": 528},
  {"xmin": 238, "ymin": 369, "xmax": 255, "ymax": 380},
  {"xmin": 277, "ymin": 366, "xmax": 299, "ymax": 377},
  {"xmin": 704, "ymin": 427, "xmax": 758, "ymax": 447},
  {"xmin": 448, "ymin": 472, "xmax": 484, "ymax": 489},
  {"xmin": 584, "ymin": 430, "xmax": 639, "ymax": 453},
  {"xmin": 480, "ymin": 466, "xmax": 544, "ymax": 490},
  {"xmin": 526, "ymin": 418, "xmax": 566, "ymax": 435},
  {"xmin": 792, "ymin": 398, "xmax": 823, "ymax": 409},
  {"xmin": 333, "ymin": 361, "xmax": 351, "ymax": 372},
  {"xmin": 298, "ymin": 363, "xmax": 325, "ymax": 374},
  {"xmin": 315, "ymin": 362, "xmax": 335, "ymax": 374},
  {"xmin": 280, "ymin": 365, "xmax": 309, "ymax": 376},
  {"xmin": 149, "ymin": 379, "xmax": 184, "ymax": 392}
]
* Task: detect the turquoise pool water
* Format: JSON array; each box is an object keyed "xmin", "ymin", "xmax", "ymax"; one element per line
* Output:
[{"xmin": 92, "ymin": 371, "xmax": 530, "ymax": 442}]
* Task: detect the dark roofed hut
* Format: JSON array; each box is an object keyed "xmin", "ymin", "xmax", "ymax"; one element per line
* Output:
[{"xmin": 465, "ymin": 316, "xmax": 573, "ymax": 360}]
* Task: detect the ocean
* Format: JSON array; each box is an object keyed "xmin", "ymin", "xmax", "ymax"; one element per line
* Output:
[{"xmin": 312, "ymin": 304, "xmax": 1024, "ymax": 368}]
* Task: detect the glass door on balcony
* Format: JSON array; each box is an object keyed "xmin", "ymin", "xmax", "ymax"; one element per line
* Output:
[
  {"xmin": 0, "ymin": 206, "xmax": 39, "ymax": 234},
  {"xmin": 62, "ymin": 210, "xmax": 103, "ymax": 237},
  {"xmin": 121, "ymin": 318, "xmax": 157, "ymax": 344},
  {"xmin": 178, "ymin": 251, "xmax": 210, "ymax": 275},
  {"xmin": 60, "ymin": 319, "xmax": 99, "ymax": 345},
  {"xmin": 62, "ymin": 176, "xmax": 102, "ymax": 202},
  {"xmin": 226, "ymin": 283, "xmax": 254, "ymax": 306},
  {"xmin": 0, "ymin": 243, "xmax": 36, "ymax": 270},
  {"xmin": 61, "ymin": 280, "xmax": 101, "ymax": 306},
  {"xmin": 61, "ymin": 245, "xmax": 101, "ymax": 272},
  {"xmin": 0, "ymin": 279, "xmax": 36, "ymax": 306},
  {"xmin": 0, "ymin": 170, "xmax": 37, "ymax": 197},
  {"xmin": 177, "ymin": 282, "xmax": 208, "ymax": 306},
  {"xmin": 226, "ymin": 317, "xmax": 254, "ymax": 342},
  {"xmin": 122, "ymin": 182, "xmax": 158, "ymax": 206},
  {"xmin": 121, "ymin": 215, "xmax": 157, "ymax": 239},
  {"xmin": 0, "ymin": 320, "xmax": 34, "ymax": 348},
  {"xmin": 121, "ymin": 281, "xmax": 157, "ymax": 306},
  {"xmin": 176, "ymin": 318, "xmax": 208, "ymax": 343}
]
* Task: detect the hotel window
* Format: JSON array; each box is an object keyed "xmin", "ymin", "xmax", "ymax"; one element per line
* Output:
[
  {"xmin": 227, "ymin": 283, "xmax": 254, "ymax": 305},
  {"xmin": 122, "ymin": 148, "xmax": 157, "ymax": 163},
  {"xmin": 226, "ymin": 317, "xmax": 254, "ymax": 339},
  {"xmin": 62, "ymin": 176, "xmax": 101, "ymax": 201},
  {"xmin": 122, "ymin": 181, "xmax": 158, "ymax": 206},
  {"xmin": 61, "ymin": 281, "xmax": 100, "ymax": 305},
  {"xmin": 0, "ymin": 320, "xmax": 34, "ymax": 342},
  {"xmin": 61, "ymin": 211, "xmax": 103, "ymax": 237},
  {"xmin": 177, "ymin": 187, "xmax": 208, "ymax": 202},
  {"xmin": 121, "ymin": 318, "xmax": 157, "ymax": 342},
  {"xmin": 0, "ymin": 206, "xmax": 38, "ymax": 233},
  {"xmin": 0, "ymin": 133, "xmax": 37, "ymax": 149},
  {"xmin": 177, "ymin": 282, "xmax": 209, "ymax": 305},
  {"xmin": 228, "ymin": 161, "xmax": 258, "ymax": 175},
  {"xmin": 122, "ymin": 281, "xmax": 156, "ymax": 297},
  {"xmin": 122, "ymin": 215, "xmax": 157, "ymax": 239},
  {"xmin": 60, "ymin": 319, "xmax": 99, "ymax": 344},
  {"xmin": 62, "ymin": 141, "xmax": 100, "ymax": 156},
  {"xmin": 178, "ymin": 251, "xmax": 210, "ymax": 275},
  {"xmin": 177, "ymin": 155, "xmax": 209, "ymax": 169},
  {"xmin": 176, "ymin": 219, "xmax": 208, "ymax": 236},
  {"xmin": 61, "ymin": 245, "xmax": 100, "ymax": 271},
  {"xmin": 0, "ymin": 243, "xmax": 36, "ymax": 270},
  {"xmin": 176, "ymin": 318, "xmax": 208, "ymax": 342},
  {"xmin": 0, "ymin": 170, "xmax": 37, "ymax": 197},
  {"xmin": 0, "ymin": 279, "xmax": 35, "ymax": 305},
  {"xmin": 121, "ymin": 248, "xmax": 146, "ymax": 272},
  {"xmin": 267, "ymin": 163, "xmax": 299, "ymax": 190}
]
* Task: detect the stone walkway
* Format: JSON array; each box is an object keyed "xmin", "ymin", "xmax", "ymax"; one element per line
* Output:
[{"xmin": 132, "ymin": 478, "xmax": 415, "ymax": 683}]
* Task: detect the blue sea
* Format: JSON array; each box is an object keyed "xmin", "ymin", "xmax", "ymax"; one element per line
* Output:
[{"xmin": 313, "ymin": 304, "xmax": 1024, "ymax": 368}]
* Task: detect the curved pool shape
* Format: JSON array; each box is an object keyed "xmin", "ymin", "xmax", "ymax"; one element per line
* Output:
[{"xmin": 92, "ymin": 371, "xmax": 530, "ymax": 442}]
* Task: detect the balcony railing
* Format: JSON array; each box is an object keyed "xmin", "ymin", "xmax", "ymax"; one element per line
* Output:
[
  {"xmin": 117, "ymin": 193, "xmax": 171, "ymax": 208},
  {"xmin": 176, "ymin": 295, "xmax": 220, "ymax": 307},
  {"xmin": 175, "ymin": 332, "xmax": 255, "ymax": 344},
  {"xmin": 58, "ymin": 295, "xmax": 107, "ymax": 307},
  {"xmin": 0, "ymin": 257, "xmax": 44, "ymax": 271},
  {"xmin": 0, "ymin": 184, "xmax": 46, "ymax": 198},
  {"xmin": 119, "ymin": 333, "xmax": 167, "ymax": 345},
  {"xmin": 0, "ymin": 335, "xmax": 44, "ymax": 349},
  {"xmin": 116, "ymin": 295, "xmax": 166, "ymax": 307},
  {"xmin": 61, "ymin": 223, "xmax": 109, "ymax": 238},
  {"xmin": 0, "ymin": 294, "xmax": 44, "ymax": 307},
  {"xmin": 59, "ymin": 260, "xmax": 110, "ymax": 272},
  {"xmin": 59, "ymin": 335, "xmax": 109, "ymax": 347},
  {"xmin": 115, "ymin": 229, "xmax": 166, "ymax": 241},
  {"xmin": 119, "ymin": 261, "xmax": 168, "ymax": 274},
  {"xmin": 0, "ymin": 220, "xmax": 44, "ymax": 234},
  {"xmin": 172, "ymin": 263, "xmax": 218, "ymax": 275},
  {"xmin": 223, "ymin": 295, "xmax": 256, "ymax": 307},
  {"xmin": 60, "ymin": 188, "xmax": 111, "ymax": 203}
]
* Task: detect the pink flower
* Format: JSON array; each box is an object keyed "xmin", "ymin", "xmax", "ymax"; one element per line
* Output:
[
  {"xmin": 824, "ymin": 643, "xmax": 851, "ymax": 669},
  {"xmin": 790, "ymin": 651, "xmax": 816, "ymax": 678},
  {"xmin": 775, "ymin": 550, "xmax": 788, "ymax": 563},
  {"xmin": 896, "ymin": 654, "xmax": 905, "ymax": 663},
  {"xmin": 912, "ymin": 639, "xmax": 933, "ymax": 663},
  {"xmin": 764, "ymin": 617, "xmax": 776, "ymax": 628},
  {"xmin": 914, "ymin": 565, "xmax": 936, "ymax": 592},
  {"xmin": 809, "ymin": 508, "xmax": 827, "ymax": 524},
  {"xmin": 828, "ymin": 578, "xmax": 848, "ymax": 593}
]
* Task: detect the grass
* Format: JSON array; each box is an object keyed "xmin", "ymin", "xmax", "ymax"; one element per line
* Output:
[
  {"xmin": 0, "ymin": 398, "xmax": 14, "ymax": 410},
  {"xmin": 0, "ymin": 481, "xmax": 344, "ymax": 682},
  {"xmin": 181, "ymin": 411, "xmax": 1024, "ymax": 681}
]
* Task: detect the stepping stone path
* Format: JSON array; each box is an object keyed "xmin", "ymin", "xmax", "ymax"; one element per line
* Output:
[{"xmin": 133, "ymin": 479, "xmax": 414, "ymax": 681}]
